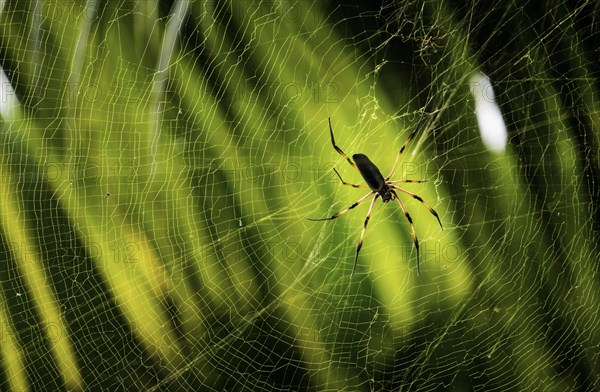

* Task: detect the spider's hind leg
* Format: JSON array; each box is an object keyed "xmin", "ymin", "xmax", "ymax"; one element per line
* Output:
[{"xmin": 328, "ymin": 118, "xmax": 360, "ymax": 173}]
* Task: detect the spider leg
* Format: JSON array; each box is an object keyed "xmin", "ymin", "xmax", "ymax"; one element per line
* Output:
[
  {"xmin": 387, "ymin": 179, "xmax": 428, "ymax": 184},
  {"xmin": 333, "ymin": 168, "xmax": 368, "ymax": 188},
  {"xmin": 390, "ymin": 186, "xmax": 443, "ymax": 230},
  {"xmin": 385, "ymin": 116, "xmax": 425, "ymax": 180},
  {"xmin": 329, "ymin": 118, "xmax": 360, "ymax": 172},
  {"xmin": 307, "ymin": 191, "xmax": 374, "ymax": 221},
  {"xmin": 352, "ymin": 194, "xmax": 379, "ymax": 277},
  {"xmin": 391, "ymin": 190, "xmax": 420, "ymax": 276}
]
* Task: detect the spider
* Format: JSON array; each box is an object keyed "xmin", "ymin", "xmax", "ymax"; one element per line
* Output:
[{"xmin": 308, "ymin": 117, "xmax": 442, "ymax": 277}]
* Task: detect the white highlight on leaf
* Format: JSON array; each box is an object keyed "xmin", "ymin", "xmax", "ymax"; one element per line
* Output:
[
  {"xmin": 0, "ymin": 66, "xmax": 19, "ymax": 120},
  {"xmin": 470, "ymin": 72, "xmax": 507, "ymax": 153}
]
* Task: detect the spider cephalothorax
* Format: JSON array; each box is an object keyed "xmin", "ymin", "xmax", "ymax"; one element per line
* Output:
[{"xmin": 308, "ymin": 118, "xmax": 442, "ymax": 277}]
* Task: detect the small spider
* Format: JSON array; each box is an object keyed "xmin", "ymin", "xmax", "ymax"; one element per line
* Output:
[
  {"xmin": 418, "ymin": 31, "xmax": 447, "ymax": 56},
  {"xmin": 308, "ymin": 117, "xmax": 442, "ymax": 277}
]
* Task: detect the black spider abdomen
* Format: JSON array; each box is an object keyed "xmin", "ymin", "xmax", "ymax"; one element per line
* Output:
[{"xmin": 353, "ymin": 153, "xmax": 386, "ymax": 192}]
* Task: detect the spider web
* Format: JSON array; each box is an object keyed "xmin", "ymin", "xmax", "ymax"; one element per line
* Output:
[{"xmin": 0, "ymin": 0, "xmax": 599, "ymax": 390}]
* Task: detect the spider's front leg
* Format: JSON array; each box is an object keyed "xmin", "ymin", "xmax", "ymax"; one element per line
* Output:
[
  {"xmin": 352, "ymin": 194, "xmax": 379, "ymax": 277},
  {"xmin": 391, "ymin": 186, "xmax": 443, "ymax": 230},
  {"xmin": 391, "ymin": 190, "xmax": 421, "ymax": 276}
]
